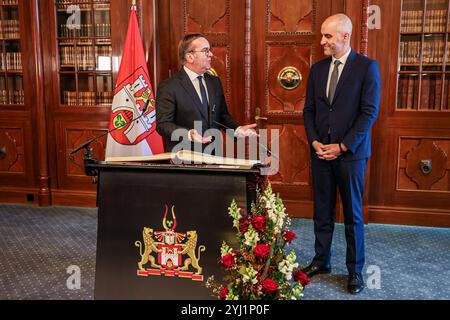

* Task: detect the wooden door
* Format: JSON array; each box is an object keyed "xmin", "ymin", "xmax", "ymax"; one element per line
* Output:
[{"xmin": 251, "ymin": 0, "xmax": 335, "ymax": 218}]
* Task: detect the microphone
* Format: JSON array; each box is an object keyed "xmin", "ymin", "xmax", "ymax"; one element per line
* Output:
[
  {"xmin": 209, "ymin": 104, "xmax": 216, "ymax": 128},
  {"xmin": 69, "ymin": 98, "xmax": 152, "ymax": 156},
  {"xmin": 212, "ymin": 120, "xmax": 279, "ymax": 160}
]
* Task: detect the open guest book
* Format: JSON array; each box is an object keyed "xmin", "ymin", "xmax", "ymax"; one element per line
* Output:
[{"xmin": 105, "ymin": 150, "xmax": 262, "ymax": 169}]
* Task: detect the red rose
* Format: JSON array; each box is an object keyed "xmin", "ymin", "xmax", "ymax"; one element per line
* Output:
[
  {"xmin": 262, "ymin": 278, "xmax": 278, "ymax": 294},
  {"xmin": 283, "ymin": 230, "xmax": 297, "ymax": 243},
  {"xmin": 239, "ymin": 219, "xmax": 250, "ymax": 234},
  {"xmin": 219, "ymin": 287, "xmax": 229, "ymax": 300},
  {"xmin": 293, "ymin": 270, "xmax": 310, "ymax": 287},
  {"xmin": 251, "ymin": 216, "xmax": 266, "ymax": 232},
  {"xmin": 220, "ymin": 254, "xmax": 235, "ymax": 268},
  {"xmin": 253, "ymin": 243, "xmax": 271, "ymax": 259}
]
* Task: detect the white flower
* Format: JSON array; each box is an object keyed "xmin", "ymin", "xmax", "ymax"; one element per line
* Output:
[
  {"xmin": 242, "ymin": 266, "xmax": 258, "ymax": 284},
  {"xmin": 244, "ymin": 226, "xmax": 260, "ymax": 247},
  {"xmin": 278, "ymin": 251, "xmax": 299, "ymax": 280},
  {"xmin": 226, "ymin": 288, "xmax": 238, "ymax": 300},
  {"xmin": 228, "ymin": 200, "xmax": 241, "ymax": 229},
  {"xmin": 220, "ymin": 241, "xmax": 232, "ymax": 257}
]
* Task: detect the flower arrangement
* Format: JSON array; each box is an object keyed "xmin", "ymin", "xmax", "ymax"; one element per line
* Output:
[{"xmin": 206, "ymin": 183, "xmax": 310, "ymax": 300}]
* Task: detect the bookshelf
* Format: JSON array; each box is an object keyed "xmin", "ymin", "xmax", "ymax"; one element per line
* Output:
[
  {"xmin": 397, "ymin": 0, "xmax": 450, "ymax": 111},
  {"xmin": 55, "ymin": 0, "xmax": 113, "ymax": 107},
  {"xmin": 0, "ymin": 0, "xmax": 24, "ymax": 106}
]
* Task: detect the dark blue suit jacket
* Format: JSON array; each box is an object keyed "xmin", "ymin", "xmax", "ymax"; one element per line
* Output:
[{"xmin": 303, "ymin": 50, "xmax": 381, "ymax": 161}]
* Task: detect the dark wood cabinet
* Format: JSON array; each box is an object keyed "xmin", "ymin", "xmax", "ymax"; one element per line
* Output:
[
  {"xmin": 0, "ymin": 0, "xmax": 46, "ymax": 204},
  {"xmin": 0, "ymin": 0, "xmax": 155, "ymax": 206},
  {"xmin": 369, "ymin": 0, "xmax": 450, "ymax": 226}
]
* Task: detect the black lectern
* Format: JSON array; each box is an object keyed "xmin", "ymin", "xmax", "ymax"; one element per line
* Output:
[{"xmin": 85, "ymin": 161, "xmax": 261, "ymax": 300}]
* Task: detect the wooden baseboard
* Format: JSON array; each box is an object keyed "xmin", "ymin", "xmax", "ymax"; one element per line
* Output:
[
  {"xmin": 369, "ymin": 205, "xmax": 450, "ymax": 228},
  {"xmin": 283, "ymin": 200, "xmax": 313, "ymax": 219},
  {"xmin": 0, "ymin": 187, "xmax": 39, "ymax": 205},
  {"xmin": 51, "ymin": 190, "xmax": 97, "ymax": 208},
  {"xmin": 282, "ymin": 201, "xmax": 450, "ymax": 228},
  {"xmin": 3, "ymin": 188, "xmax": 449, "ymax": 227}
]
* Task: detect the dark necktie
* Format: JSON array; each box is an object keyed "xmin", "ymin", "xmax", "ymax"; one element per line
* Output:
[
  {"xmin": 197, "ymin": 75, "xmax": 209, "ymax": 116},
  {"xmin": 328, "ymin": 60, "xmax": 342, "ymax": 104}
]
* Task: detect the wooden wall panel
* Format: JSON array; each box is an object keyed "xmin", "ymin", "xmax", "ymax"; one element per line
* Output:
[
  {"xmin": 55, "ymin": 121, "xmax": 108, "ymax": 190},
  {"xmin": 398, "ymin": 138, "xmax": 449, "ymax": 192},
  {"xmin": 0, "ymin": 127, "xmax": 25, "ymax": 174},
  {"xmin": 186, "ymin": 0, "xmax": 228, "ymax": 34},
  {"xmin": 267, "ymin": 124, "xmax": 310, "ymax": 186},
  {"xmin": 268, "ymin": 0, "xmax": 313, "ymax": 33},
  {"xmin": 266, "ymin": 45, "xmax": 310, "ymax": 114}
]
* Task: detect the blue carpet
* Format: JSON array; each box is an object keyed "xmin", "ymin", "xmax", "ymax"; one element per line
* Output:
[
  {"xmin": 0, "ymin": 204, "xmax": 449, "ymax": 300},
  {"xmin": 291, "ymin": 219, "xmax": 450, "ymax": 300}
]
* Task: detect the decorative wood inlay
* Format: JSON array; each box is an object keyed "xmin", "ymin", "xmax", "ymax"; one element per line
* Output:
[
  {"xmin": 360, "ymin": 0, "xmax": 369, "ymax": 55},
  {"xmin": 0, "ymin": 130, "xmax": 19, "ymax": 172},
  {"xmin": 186, "ymin": 0, "xmax": 227, "ymax": 34},
  {"xmin": 267, "ymin": 45, "xmax": 311, "ymax": 114},
  {"xmin": 269, "ymin": 124, "xmax": 310, "ymax": 185},
  {"xmin": 210, "ymin": 45, "xmax": 230, "ymax": 99},
  {"xmin": 269, "ymin": 0, "xmax": 313, "ymax": 33},
  {"xmin": 245, "ymin": 0, "xmax": 251, "ymax": 121},
  {"xmin": 405, "ymin": 139, "xmax": 448, "ymax": 190},
  {"xmin": 66, "ymin": 129, "xmax": 107, "ymax": 176}
]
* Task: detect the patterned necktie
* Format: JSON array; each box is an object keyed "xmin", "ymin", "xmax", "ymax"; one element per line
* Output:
[
  {"xmin": 197, "ymin": 75, "xmax": 209, "ymax": 116},
  {"xmin": 328, "ymin": 60, "xmax": 342, "ymax": 104}
]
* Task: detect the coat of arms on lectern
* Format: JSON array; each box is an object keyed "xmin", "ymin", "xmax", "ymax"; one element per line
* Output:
[{"xmin": 134, "ymin": 205, "xmax": 206, "ymax": 281}]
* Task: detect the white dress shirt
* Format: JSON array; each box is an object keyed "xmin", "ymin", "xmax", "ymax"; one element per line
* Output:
[
  {"xmin": 183, "ymin": 66, "xmax": 245, "ymax": 138},
  {"xmin": 184, "ymin": 66, "xmax": 209, "ymax": 104}
]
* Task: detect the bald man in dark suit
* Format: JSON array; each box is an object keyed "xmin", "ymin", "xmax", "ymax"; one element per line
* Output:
[{"xmin": 302, "ymin": 14, "xmax": 381, "ymax": 294}]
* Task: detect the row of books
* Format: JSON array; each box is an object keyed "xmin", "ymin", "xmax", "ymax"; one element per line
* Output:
[
  {"xmin": 0, "ymin": 52, "xmax": 21, "ymax": 70},
  {"xmin": 0, "ymin": 20, "xmax": 20, "ymax": 39},
  {"xmin": 60, "ymin": 46, "xmax": 111, "ymax": 68},
  {"xmin": 57, "ymin": 0, "xmax": 109, "ymax": 3},
  {"xmin": 422, "ymin": 40, "xmax": 449, "ymax": 64},
  {"xmin": 59, "ymin": 24, "xmax": 111, "ymax": 38},
  {"xmin": 397, "ymin": 76, "xmax": 450, "ymax": 110},
  {"xmin": 401, "ymin": 10, "xmax": 449, "ymax": 33},
  {"xmin": 400, "ymin": 40, "xmax": 450, "ymax": 64},
  {"xmin": 0, "ymin": 0, "xmax": 18, "ymax": 4},
  {"xmin": 0, "ymin": 89, "xmax": 24, "ymax": 105},
  {"xmin": 399, "ymin": 41, "xmax": 421, "ymax": 64},
  {"xmin": 57, "ymin": 3, "xmax": 110, "ymax": 10},
  {"xmin": 63, "ymin": 91, "xmax": 112, "ymax": 106}
]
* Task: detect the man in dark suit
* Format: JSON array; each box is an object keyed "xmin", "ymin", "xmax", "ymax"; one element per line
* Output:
[
  {"xmin": 302, "ymin": 14, "xmax": 381, "ymax": 294},
  {"xmin": 156, "ymin": 34, "xmax": 257, "ymax": 152}
]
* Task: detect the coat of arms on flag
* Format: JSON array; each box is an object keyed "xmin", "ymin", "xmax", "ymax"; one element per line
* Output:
[
  {"xmin": 109, "ymin": 67, "xmax": 155, "ymax": 146},
  {"xmin": 134, "ymin": 205, "xmax": 206, "ymax": 282},
  {"xmin": 105, "ymin": 6, "xmax": 163, "ymax": 158}
]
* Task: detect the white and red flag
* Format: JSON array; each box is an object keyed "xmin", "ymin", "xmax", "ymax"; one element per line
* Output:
[{"xmin": 105, "ymin": 7, "xmax": 163, "ymax": 159}]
